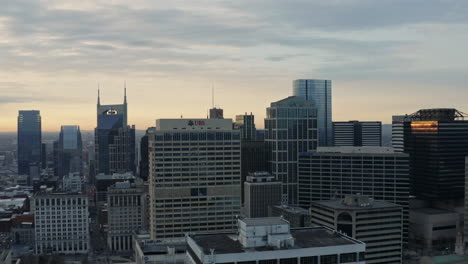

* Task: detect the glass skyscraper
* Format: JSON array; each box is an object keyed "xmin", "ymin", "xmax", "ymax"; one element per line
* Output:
[
  {"xmin": 293, "ymin": 79, "xmax": 332, "ymax": 146},
  {"xmin": 17, "ymin": 110, "xmax": 42, "ymax": 177},
  {"xmin": 265, "ymin": 96, "xmax": 318, "ymax": 204},
  {"xmin": 56, "ymin": 125, "xmax": 83, "ymax": 177}
]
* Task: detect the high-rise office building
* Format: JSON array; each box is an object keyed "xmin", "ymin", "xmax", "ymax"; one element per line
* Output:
[
  {"xmin": 265, "ymin": 96, "xmax": 318, "ymax": 204},
  {"xmin": 148, "ymin": 118, "xmax": 241, "ymax": 239},
  {"xmin": 293, "ymin": 79, "xmax": 332, "ymax": 146},
  {"xmin": 33, "ymin": 192, "xmax": 90, "ymax": 255},
  {"xmin": 392, "ymin": 108, "xmax": 468, "ymax": 200},
  {"xmin": 240, "ymin": 140, "xmax": 267, "ymax": 203},
  {"xmin": 465, "ymin": 157, "xmax": 468, "ymax": 246},
  {"xmin": 17, "ymin": 110, "xmax": 42, "ymax": 178},
  {"xmin": 95, "ymin": 89, "xmax": 136, "ymax": 175},
  {"xmin": 298, "ymin": 147, "xmax": 410, "ymax": 243},
  {"xmin": 310, "ymin": 195, "xmax": 403, "ymax": 264},
  {"xmin": 56, "ymin": 125, "xmax": 83, "ymax": 178},
  {"xmin": 139, "ymin": 127, "xmax": 156, "ymax": 181},
  {"xmin": 107, "ymin": 181, "xmax": 147, "ymax": 252},
  {"xmin": 243, "ymin": 172, "xmax": 281, "ymax": 218},
  {"xmin": 209, "ymin": 107, "xmax": 224, "ymax": 119},
  {"xmin": 234, "ymin": 113, "xmax": 256, "ymax": 141},
  {"xmin": 333, "ymin": 121, "xmax": 382, "ymax": 147}
]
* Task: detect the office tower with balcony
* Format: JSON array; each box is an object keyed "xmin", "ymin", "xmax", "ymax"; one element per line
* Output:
[
  {"xmin": 293, "ymin": 79, "xmax": 332, "ymax": 146},
  {"xmin": 310, "ymin": 194, "xmax": 403, "ymax": 264},
  {"xmin": 298, "ymin": 147, "xmax": 410, "ymax": 243},
  {"xmin": 148, "ymin": 118, "xmax": 241, "ymax": 239},
  {"xmin": 333, "ymin": 121, "xmax": 382, "ymax": 147},
  {"xmin": 265, "ymin": 96, "xmax": 318, "ymax": 204},
  {"xmin": 95, "ymin": 88, "xmax": 136, "ymax": 175},
  {"xmin": 392, "ymin": 108, "xmax": 468, "ymax": 200},
  {"xmin": 56, "ymin": 125, "xmax": 83, "ymax": 178},
  {"xmin": 243, "ymin": 172, "xmax": 281, "ymax": 218},
  {"xmin": 17, "ymin": 110, "xmax": 42, "ymax": 179}
]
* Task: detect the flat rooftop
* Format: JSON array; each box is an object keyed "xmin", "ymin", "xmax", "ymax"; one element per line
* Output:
[
  {"xmin": 316, "ymin": 147, "xmax": 396, "ymax": 154},
  {"xmin": 241, "ymin": 217, "xmax": 289, "ymax": 226},
  {"xmin": 190, "ymin": 227, "xmax": 361, "ymax": 254},
  {"xmin": 311, "ymin": 199, "xmax": 401, "ymax": 210},
  {"xmin": 272, "ymin": 205, "xmax": 310, "ymax": 215},
  {"xmin": 412, "ymin": 207, "xmax": 456, "ymax": 215}
]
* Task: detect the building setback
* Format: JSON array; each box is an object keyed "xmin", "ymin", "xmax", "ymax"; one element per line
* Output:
[
  {"xmin": 186, "ymin": 217, "xmax": 366, "ymax": 264},
  {"xmin": 265, "ymin": 96, "xmax": 318, "ymax": 205},
  {"xmin": 234, "ymin": 113, "xmax": 256, "ymax": 141},
  {"xmin": 243, "ymin": 172, "xmax": 281, "ymax": 218},
  {"xmin": 33, "ymin": 192, "xmax": 90, "ymax": 255},
  {"xmin": 148, "ymin": 118, "xmax": 241, "ymax": 239},
  {"xmin": 392, "ymin": 108, "xmax": 468, "ymax": 200},
  {"xmin": 298, "ymin": 147, "xmax": 410, "ymax": 244},
  {"xmin": 333, "ymin": 121, "xmax": 382, "ymax": 147},
  {"xmin": 310, "ymin": 195, "xmax": 403, "ymax": 264}
]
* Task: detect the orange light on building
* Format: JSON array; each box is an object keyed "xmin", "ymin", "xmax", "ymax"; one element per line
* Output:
[{"xmin": 411, "ymin": 121, "xmax": 439, "ymax": 132}]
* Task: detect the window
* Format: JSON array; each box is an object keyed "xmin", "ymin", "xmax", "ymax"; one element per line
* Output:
[
  {"xmin": 320, "ymin": 255, "xmax": 337, "ymax": 264},
  {"xmin": 340, "ymin": 253, "xmax": 356, "ymax": 263},
  {"xmin": 300, "ymin": 257, "xmax": 317, "ymax": 264},
  {"xmin": 280, "ymin": 258, "xmax": 297, "ymax": 264}
]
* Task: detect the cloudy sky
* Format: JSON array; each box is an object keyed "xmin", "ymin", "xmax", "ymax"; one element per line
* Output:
[{"xmin": 1, "ymin": 0, "xmax": 467, "ymax": 131}]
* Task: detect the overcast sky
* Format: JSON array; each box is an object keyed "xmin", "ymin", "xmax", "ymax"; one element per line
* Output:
[{"xmin": 1, "ymin": 0, "xmax": 467, "ymax": 131}]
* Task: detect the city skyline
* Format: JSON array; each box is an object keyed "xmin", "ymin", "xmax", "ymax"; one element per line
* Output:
[{"xmin": 1, "ymin": 1, "xmax": 468, "ymax": 131}]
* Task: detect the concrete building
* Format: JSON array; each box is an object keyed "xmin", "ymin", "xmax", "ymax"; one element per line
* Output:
[
  {"xmin": 310, "ymin": 195, "xmax": 403, "ymax": 264},
  {"xmin": 134, "ymin": 237, "xmax": 186, "ymax": 264},
  {"xmin": 333, "ymin": 121, "xmax": 382, "ymax": 147},
  {"xmin": 107, "ymin": 181, "xmax": 147, "ymax": 252},
  {"xmin": 186, "ymin": 217, "xmax": 366, "ymax": 264},
  {"xmin": 410, "ymin": 207, "xmax": 458, "ymax": 251},
  {"xmin": 293, "ymin": 79, "xmax": 332, "ymax": 147},
  {"xmin": 298, "ymin": 147, "xmax": 410, "ymax": 244},
  {"xmin": 95, "ymin": 172, "xmax": 136, "ymax": 204},
  {"xmin": 33, "ymin": 192, "xmax": 90, "ymax": 255},
  {"xmin": 265, "ymin": 96, "xmax": 318, "ymax": 204},
  {"xmin": 148, "ymin": 118, "xmax": 241, "ymax": 239},
  {"xmin": 268, "ymin": 205, "xmax": 311, "ymax": 228},
  {"xmin": 244, "ymin": 172, "xmax": 281, "ymax": 218},
  {"xmin": 62, "ymin": 172, "xmax": 82, "ymax": 193}
]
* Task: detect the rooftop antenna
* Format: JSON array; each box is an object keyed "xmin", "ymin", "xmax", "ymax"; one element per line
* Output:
[
  {"xmin": 211, "ymin": 83, "xmax": 215, "ymax": 108},
  {"xmin": 97, "ymin": 83, "xmax": 101, "ymax": 105},
  {"xmin": 124, "ymin": 81, "xmax": 127, "ymax": 104}
]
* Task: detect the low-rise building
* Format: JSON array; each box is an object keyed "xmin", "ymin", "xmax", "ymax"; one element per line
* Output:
[
  {"xmin": 62, "ymin": 172, "xmax": 83, "ymax": 193},
  {"xmin": 268, "ymin": 205, "xmax": 311, "ymax": 228},
  {"xmin": 187, "ymin": 217, "xmax": 366, "ymax": 264}
]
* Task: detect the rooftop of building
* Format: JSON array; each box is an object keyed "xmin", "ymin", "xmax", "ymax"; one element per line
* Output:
[
  {"xmin": 241, "ymin": 217, "xmax": 289, "ymax": 226},
  {"xmin": 155, "ymin": 118, "xmax": 233, "ymax": 131},
  {"xmin": 271, "ymin": 205, "xmax": 310, "ymax": 215},
  {"xmin": 190, "ymin": 226, "xmax": 361, "ymax": 255},
  {"xmin": 311, "ymin": 195, "xmax": 401, "ymax": 210},
  {"xmin": 411, "ymin": 207, "xmax": 457, "ymax": 216},
  {"xmin": 95, "ymin": 172, "xmax": 135, "ymax": 180},
  {"xmin": 314, "ymin": 146, "xmax": 397, "ymax": 154}
]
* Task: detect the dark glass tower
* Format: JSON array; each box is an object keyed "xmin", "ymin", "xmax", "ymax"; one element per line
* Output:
[
  {"xmin": 265, "ymin": 96, "xmax": 318, "ymax": 204},
  {"xmin": 333, "ymin": 121, "xmax": 382, "ymax": 147},
  {"xmin": 293, "ymin": 79, "xmax": 332, "ymax": 146},
  {"xmin": 17, "ymin": 110, "xmax": 42, "ymax": 178},
  {"xmin": 392, "ymin": 108, "xmax": 468, "ymax": 200},
  {"xmin": 95, "ymin": 88, "xmax": 136, "ymax": 175},
  {"xmin": 234, "ymin": 113, "xmax": 256, "ymax": 141},
  {"xmin": 56, "ymin": 125, "xmax": 83, "ymax": 177},
  {"xmin": 139, "ymin": 127, "xmax": 155, "ymax": 181}
]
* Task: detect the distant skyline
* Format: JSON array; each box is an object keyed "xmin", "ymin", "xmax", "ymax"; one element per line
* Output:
[{"xmin": 1, "ymin": 1, "xmax": 468, "ymax": 132}]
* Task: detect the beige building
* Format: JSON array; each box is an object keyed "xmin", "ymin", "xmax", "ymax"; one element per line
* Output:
[{"xmin": 148, "ymin": 118, "xmax": 241, "ymax": 239}]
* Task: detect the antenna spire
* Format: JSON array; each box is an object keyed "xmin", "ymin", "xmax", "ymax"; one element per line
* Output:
[
  {"xmin": 212, "ymin": 84, "xmax": 214, "ymax": 108},
  {"xmin": 124, "ymin": 81, "xmax": 127, "ymax": 104},
  {"xmin": 97, "ymin": 83, "xmax": 100, "ymax": 105}
]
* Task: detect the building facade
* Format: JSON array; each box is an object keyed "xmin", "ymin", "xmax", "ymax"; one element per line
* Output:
[
  {"xmin": 298, "ymin": 147, "xmax": 410, "ymax": 243},
  {"xmin": 107, "ymin": 181, "xmax": 147, "ymax": 252},
  {"xmin": 293, "ymin": 79, "xmax": 332, "ymax": 146},
  {"xmin": 62, "ymin": 172, "xmax": 82, "ymax": 193},
  {"xmin": 333, "ymin": 121, "xmax": 382, "ymax": 147},
  {"xmin": 139, "ymin": 127, "xmax": 156, "ymax": 181},
  {"xmin": 244, "ymin": 172, "xmax": 281, "ymax": 218},
  {"xmin": 33, "ymin": 193, "xmax": 90, "ymax": 255},
  {"xmin": 392, "ymin": 108, "xmax": 468, "ymax": 200},
  {"xmin": 148, "ymin": 118, "xmax": 241, "ymax": 239},
  {"xmin": 310, "ymin": 195, "xmax": 403, "ymax": 264},
  {"xmin": 265, "ymin": 96, "xmax": 318, "ymax": 204},
  {"xmin": 186, "ymin": 217, "xmax": 366, "ymax": 264},
  {"xmin": 268, "ymin": 205, "xmax": 311, "ymax": 228},
  {"xmin": 17, "ymin": 110, "xmax": 42, "ymax": 178},
  {"xmin": 95, "ymin": 89, "xmax": 136, "ymax": 175},
  {"xmin": 240, "ymin": 140, "xmax": 267, "ymax": 203},
  {"xmin": 235, "ymin": 113, "xmax": 256, "ymax": 141},
  {"xmin": 56, "ymin": 125, "xmax": 83, "ymax": 178}
]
